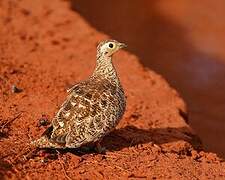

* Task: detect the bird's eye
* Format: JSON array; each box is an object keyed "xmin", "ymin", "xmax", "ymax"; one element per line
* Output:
[{"xmin": 108, "ymin": 43, "xmax": 114, "ymax": 48}]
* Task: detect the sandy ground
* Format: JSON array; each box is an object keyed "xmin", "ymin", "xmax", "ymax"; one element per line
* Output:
[{"xmin": 0, "ymin": 0, "xmax": 225, "ymax": 179}]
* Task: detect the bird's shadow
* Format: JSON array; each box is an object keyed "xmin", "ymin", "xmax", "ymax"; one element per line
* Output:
[
  {"xmin": 103, "ymin": 125, "xmax": 201, "ymax": 151},
  {"xmin": 60, "ymin": 125, "xmax": 202, "ymax": 156}
]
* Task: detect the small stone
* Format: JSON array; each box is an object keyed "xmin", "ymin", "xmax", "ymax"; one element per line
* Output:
[
  {"xmin": 191, "ymin": 150, "xmax": 200, "ymax": 160},
  {"xmin": 11, "ymin": 85, "xmax": 23, "ymax": 93},
  {"xmin": 40, "ymin": 158, "xmax": 48, "ymax": 163},
  {"xmin": 38, "ymin": 115, "xmax": 50, "ymax": 127}
]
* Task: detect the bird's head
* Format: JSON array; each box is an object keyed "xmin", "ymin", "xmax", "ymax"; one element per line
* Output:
[{"xmin": 97, "ymin": 40, "xmax": 127, "ymax": 58}]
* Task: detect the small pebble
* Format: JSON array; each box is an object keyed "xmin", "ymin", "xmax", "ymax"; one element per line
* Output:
[
  {"xmin": 40, "ymin": 158, "xmax": 48, "ymax": 163},
  {"xmin": 11, "ymin": 85, "xmax": 23, "ymax": 93},
  {"xmin": 38, "ymin": 115, "xmax": 50, "ymax": 127}
]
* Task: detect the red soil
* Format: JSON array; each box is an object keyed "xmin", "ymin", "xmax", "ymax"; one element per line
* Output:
[{"xmin": 0, "ymin": 0, "xmax": 224, "ymax": 179}]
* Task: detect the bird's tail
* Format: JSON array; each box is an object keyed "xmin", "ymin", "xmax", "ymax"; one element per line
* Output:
[
  {"xmin": 31, "ymin": 126, "xmax": 65, "ymax": 149},
  {"xmin": 31, "ymin": 135, "xmax": 66, "ymax": 149},
  {"xmin": 31, "ymin": 136, "xmax": 51, "ymax": 148}
]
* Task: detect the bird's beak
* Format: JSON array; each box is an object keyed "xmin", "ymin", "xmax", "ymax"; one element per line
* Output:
[{"xmin": 118, "ymin": 42, "xmax": 127, "ymax": 49}]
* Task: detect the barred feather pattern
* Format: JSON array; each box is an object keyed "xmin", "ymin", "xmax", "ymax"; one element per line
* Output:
[{"xmin": 33, "ymin": 40, "xmax": 126, "ymax": 149}]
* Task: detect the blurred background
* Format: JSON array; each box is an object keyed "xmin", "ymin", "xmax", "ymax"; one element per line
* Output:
[{"xmin": 71, "ymin": 0, "xmax": 225, "ymax": 157}]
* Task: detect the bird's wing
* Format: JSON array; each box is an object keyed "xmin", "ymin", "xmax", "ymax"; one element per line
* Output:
[{"xmin": 50, "ymin": 78, "xmax": 115, "ymax": 147}]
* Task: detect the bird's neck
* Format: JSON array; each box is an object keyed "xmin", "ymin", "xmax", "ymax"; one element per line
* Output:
[{"xmin": 93, "ymin": 55, "xmax": 119, "ymax": 84}]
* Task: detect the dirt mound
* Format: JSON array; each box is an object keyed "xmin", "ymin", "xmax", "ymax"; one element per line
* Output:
[{"xmin": 0, "ymin": 0, "xmax": 224, "ymax": 179}]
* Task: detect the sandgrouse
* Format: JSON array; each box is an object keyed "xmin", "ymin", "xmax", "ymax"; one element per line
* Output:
[{"xmin": 32, "ymin": 40, "xmax": 127, "ymax": 152}]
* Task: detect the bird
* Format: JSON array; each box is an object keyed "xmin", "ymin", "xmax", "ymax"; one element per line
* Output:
[{"xmin": 32, "ymin": 40, "xmax": 127, "ymax": 152}]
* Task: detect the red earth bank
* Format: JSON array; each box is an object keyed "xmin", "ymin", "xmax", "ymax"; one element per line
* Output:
[{"xmin": 0, "ymin": 0, "xmax": 225, "ymax": 179}]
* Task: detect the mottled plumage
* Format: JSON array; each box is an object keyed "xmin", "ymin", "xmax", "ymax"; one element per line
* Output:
[{"xmin": 32, "ymin": 40, "xmax": 126, "ymax": 151}]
